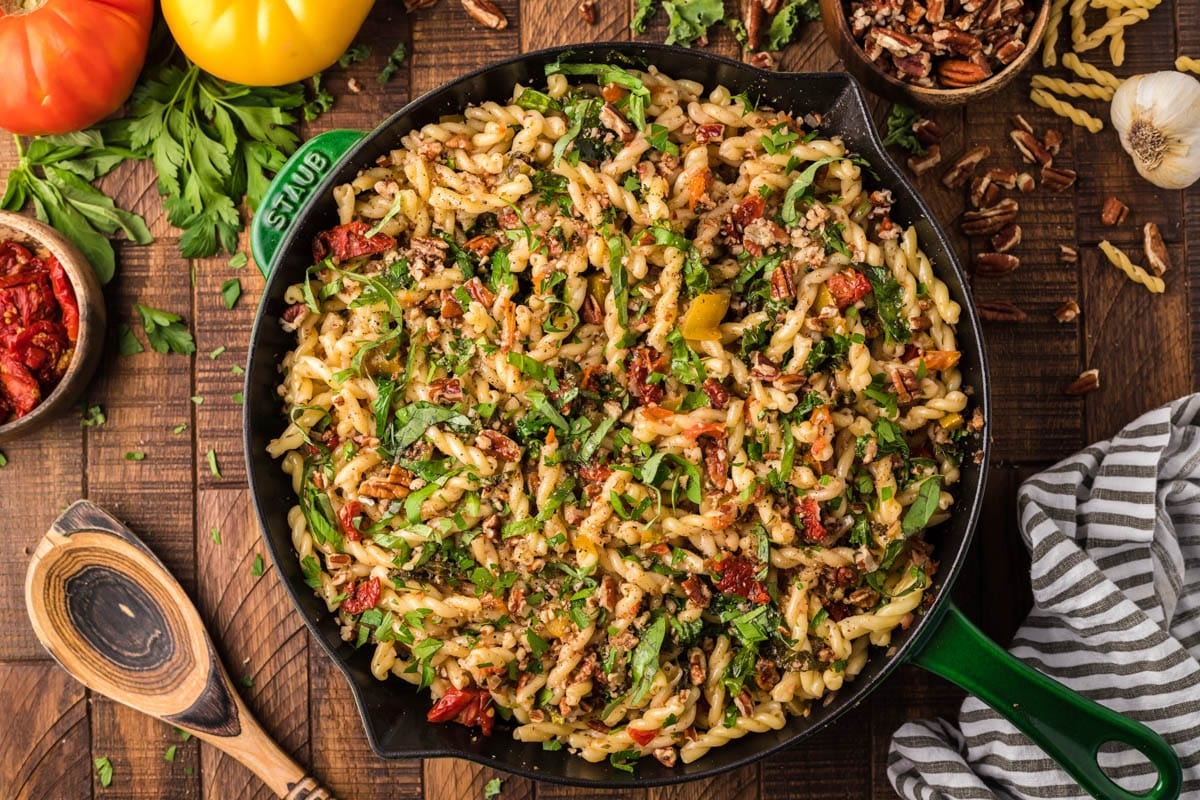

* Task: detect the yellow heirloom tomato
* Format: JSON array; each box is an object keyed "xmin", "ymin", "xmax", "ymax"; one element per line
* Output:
[{"xmin": 161, "ymin": 0, "xmax": 375, "ymax": 86}]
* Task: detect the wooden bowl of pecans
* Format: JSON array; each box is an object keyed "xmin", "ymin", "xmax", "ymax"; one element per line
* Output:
[
  {"xmin": 820, "ymin": 0, "xmax": 1050, "ymax": 108},
  {"xmin": 0, "ymin": 211, "xmax": 106, "ymax": 442}
]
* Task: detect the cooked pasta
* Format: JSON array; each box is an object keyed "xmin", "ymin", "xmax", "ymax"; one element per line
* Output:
[
  {"xmin": 1030, "ymin": 88, "xmax": 1105, "ymax": 132},
  {"xmin": 1098, "ymin": 240, "xmax": 1165, "ymax": 293},
  {"xmin": 268, "ymin": 63, "xmax": 981, "ymax": 771}
]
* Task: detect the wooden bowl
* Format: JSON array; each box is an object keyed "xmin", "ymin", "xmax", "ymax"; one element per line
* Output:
[
  {"xmin": 0, "ymin": 211, "xmax": 106, "ymax": 442},
  {"xmin": 819, "ymin": 0, "xmax": 1050, "ymax": 108}
]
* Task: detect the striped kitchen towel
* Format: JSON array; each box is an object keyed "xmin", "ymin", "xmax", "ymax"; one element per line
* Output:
[{"xmin": 889, "ymin": 394, "xmax": 1200, "ymax": 799}]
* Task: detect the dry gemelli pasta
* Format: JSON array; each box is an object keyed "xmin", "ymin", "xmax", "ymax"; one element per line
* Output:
[{"xmin": 268, "ymin": 63, "xmax": 981, "ymax": 771}]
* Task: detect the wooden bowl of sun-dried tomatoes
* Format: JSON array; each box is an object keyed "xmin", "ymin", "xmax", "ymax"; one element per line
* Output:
[{"xmin": 0, "ymin": 211, "xmax": 105, "ymax": 441}]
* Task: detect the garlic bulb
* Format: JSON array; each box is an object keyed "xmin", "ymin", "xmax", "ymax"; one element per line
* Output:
[{"xmin": 1110, "ymin": 71, "xmax": 1200, "ymax": 190}]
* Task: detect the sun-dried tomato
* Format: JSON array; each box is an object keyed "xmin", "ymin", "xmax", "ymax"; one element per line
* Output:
[
  {"xmin": 427, "ymin": 686, "xmax": 494, "ymax": 736},
  {"xmin": 0, "ymin": 241, "xmax": 34, "ymax": 277},
  {"xmin": 337, "ymin": 500, "xmax": 363, "ymax": 542},
  {"xmin": 797, "ymin": 497, "xmax": 826, "ymax": 544},
  {"xmin": 426, "ymin": 687, "xmax": 476, "ymax": 723},
  {"xmin": 825, "ymin": 601, "xmax": 853, "ymax": 622},
  {"xmin": 626, "ymin": 346, "xmax": 666, "ymax": 406},
  {"xmin": 0, "ymin": 350, "xmax": 41, "ymax": 418},
  {"xmin": 311, "ymin": 221, "xmax": 396, "ymax": 263},
  {"xmin": 731, "ymin": 195, "xmax": 765, "ymax": 232},
  {"xmin": 578, "ymin": 461, "xmax": 613, "ymax": 485},
  {"xmin": 629, "ymin": 727, "xmax": 659, "ymax": 747},
  {"xmin": 712, "ymin": 555, "xmax": 770, "ymax": 605},
  {"xmin": 0, "ymin": 270, "xmax": 55, "ymax": 345},
  {"xmin": 683, "ymin": 422, "xmax": 726, "ymax": 441},
  {"xmin": 45, "ymin": 255, "xmax": 79, "ymax": 342},
  {"xmin": 340, "ymin": 576, "xmax": 381, "ymax": 614},
  {"xmin": 11, "ymin": 319, "xmax": 71, "ymax": 383},
  {"xmin": 825, "ymin": 269, "xmax": 873, "ymax": 309}
]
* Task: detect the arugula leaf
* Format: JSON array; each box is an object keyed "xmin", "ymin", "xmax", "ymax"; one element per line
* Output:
[
  {"xmin": 390, "ymin": 402, "xmax": 472, "ymax": 455},
  {"xmin": 646, "ymin": 123, "xmax": 679, "ymax": 156},
  {"xmin": 662, "ymin": 0, "xmax": 724, "ymax": 46},
  {"xmin": 863, "ymin": 266, "xmax": 912, "ymax": 343},
  {"xmin": 631, "ymin": 0, "xmax": 658, "ymax": 32},
  {"xmin": 902, "ymin": 476, "xmax": 941, "ymax": 534},
  {"xmin": 545, "ymin": 61, "xmax": 650, "ymax": 130},
  {"xmin": 135, "ymin": 305, "xmax": 196, "ymax": 355},
  {"xmin": 379, "ymin": 43, "xmax": 407, "ymax": 85},
  {"xmin": 765, "ymin": 0, "xmax": 822, "ymax": 51},
  {"xmin": 781, "ymin": 157, "xmax": 838, "ymax": 225},
  {"xmin": 629, "ymin": 615, "xmax": 667, "ymax": 704},
  {"xmin": 338, "ymin": 44, "xmax": 372, "ymax": 67},
  {"xmin": 882, "ymin": 104, "xmax": 926, "ymax": 155}
]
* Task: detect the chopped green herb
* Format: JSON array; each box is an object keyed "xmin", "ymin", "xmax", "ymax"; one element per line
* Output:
[
  {"xmin": 781, "ymin": 157, "xmax": 838, "ymax": 225},
  {"xmin": 338, "ymin": 43, "xmax": 372, "ymax": 68},
  {"xmin": 902, "ymin": 476, "xmax": 941, "ymax": 534},
  {"xmin": 228, "ymin": 251, "xmax": 248, "ymax": 269},
  {"xmin": 484, "ymin": 778, "xmax": 503, "ymax": 799},
  {"xmin": 882, "ymin": 104, "xmax": 926, "ymax": 155},
  {"xmin": 173, "ymin": 423, "xmax": 188, "ymax": 434},
  {"xmin": 628, "ymin": 615, "xmax": 667, "ymax": 704},
  {"xmin": 125, "ymin": 451, "xmax": 146, "ymax": 461},
  {"xmin": 251, "ymin": 553, "xmax": 264, "ymax": 576},
  {"xmin": 232, "ymin": 391, "xmax": 244, "ymax": 405},
  {"xmin": 610, "ymin": 749, "xmax": 640, "ymax": 773},
  {"xmin": 220, "ymin": 278, "xmax": 242, "ymax": 309},
  {"xmin": 135, "ymin": 305, "xmax": 196, "ymax": 355},
  {"xmin": 81, "ymin": 404, "xmax": 106, "ymax": 428},
  {"xmin": 210, "ymin": 527, "xmax": 222, "ymax": 544},
  {"xmin": 241, "ymin": 675, "xmax": 254, "ymax": 688},
  {"xmin": 206, "ymin": 448, "xmax": 221, "ymax": 478},
  {"xmin": 209, "ymin": 345, "xmax": 226, "ymax": 359},
  {"xmin": 191, "ymin": 395, "xmax": 204, "ymax": 405},
  {"xmin": 163, "ymin": 745, "xmax": 177, "ymax": 762},
  {"xmin": 94, "ymin": 756, "xmax": 113, "ymax": 787},
  {"xmin": 379, "ymin": 42, "xmax": 407, "ymax": 85}
]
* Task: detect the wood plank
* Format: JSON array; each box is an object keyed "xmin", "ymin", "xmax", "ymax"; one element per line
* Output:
[
  {"xmin": 84, "ymin": 238, "xmax": 197, "ymax": 799},
  {"xmin": 761, "ymin": 702, "xmax": 872, "ymax": 799},
  {"xmin": 537, "ymin": 782, "xmax": 645, "ymax": 800},
  {"xmin": 973, "ymin": 466, "xmax": 1037, "ymax": 645},
  {"xmin": 1080, "ymin": 241, "xmax": 1190, "ymax": 442},
  {"xmin": 522, "ymin": 0, "xmax": 626, "ymax": 50},
  {"xmin": 194, "ymin": 488, "xmax": 311, "ymax": 799},
  {"xmin": 424, "ymin": 758, "xmax": 534, "ymax": 800},
  {"xmin": 91, "ymin": 697, "xmax": 198, "ymax": 800},
  {"xmin": 869, "ymin": 666, "xmax": 966, "ymax": 799},
  {"xmin": 654, "ymin": 764, "xmax": 759, "ymax": 800},
  {"xmin": 308, "ymin": 649, "xmax": 424, "ymax": 799},
  {"xmin": 0, "ymin": 662, "xmax": 91, "ymax": 800},
  {"xmin": 410, "ymin": 1, "xmax": 521, "ymax": 96},
  {"xmin": 965, "ymin": 83, "xmax": 1085, "ymax": 462}
]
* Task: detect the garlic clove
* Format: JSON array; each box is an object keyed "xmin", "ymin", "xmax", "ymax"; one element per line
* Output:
[{"xmin": 1111, "ymin": 71, "xmax": 1200, "ymax": 190}]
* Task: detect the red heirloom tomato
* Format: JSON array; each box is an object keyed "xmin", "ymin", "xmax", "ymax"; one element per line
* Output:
[{"xmin": 0, "ymin": 0, "xmax": 154, "ymax": 135}]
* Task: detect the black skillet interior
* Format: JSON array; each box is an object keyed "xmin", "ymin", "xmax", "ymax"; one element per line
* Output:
[{"xmin": 244, "ymin": 42, "xmax": 991, "ymax": 787}]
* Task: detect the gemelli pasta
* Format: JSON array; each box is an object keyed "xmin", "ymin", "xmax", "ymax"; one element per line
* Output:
[{"xmin": 268, "ymin": 62, "xmax": 982, "ymax": 771}]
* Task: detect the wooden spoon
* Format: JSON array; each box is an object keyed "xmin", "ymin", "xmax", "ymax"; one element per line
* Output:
[{"xmin": 24, "ymin": 500, "xmax": 336, "ymax": 800}]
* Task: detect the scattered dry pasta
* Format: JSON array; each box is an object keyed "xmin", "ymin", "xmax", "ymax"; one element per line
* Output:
[
  {"xmin": 1074, "ymin": 7, "xmax": 1150, "ymax": 52},
  {"xmin": 1177, "ymin": 56, "xmax": 1200, "ymax": 75},
  {"xmin": 1062, "ymin": 52, "xmax": 1123, "ymax": 89},
  {"xmin": 1030, "ymin": 74, "xmax": 1115, "ymax": 100},
  {"xmin": 268, "ymin": 63, "xmax": 981, "ymax": 772},
  {"xmin": 1042, "ymin": 0, "xmax": 1070, "ymax": 67},
  {"xmin": 1099, "ymin": 241, "xmax": 1165, "ymax": 293},
  {"xmin": 1030, "ymin": 88, "xmax": 1105, "ymax": 132}
]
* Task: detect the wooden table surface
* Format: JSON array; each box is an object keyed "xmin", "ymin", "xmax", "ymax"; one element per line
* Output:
[{"xmin": 2, "ymin": 3, "xmax": 1197, "ymax": 799}]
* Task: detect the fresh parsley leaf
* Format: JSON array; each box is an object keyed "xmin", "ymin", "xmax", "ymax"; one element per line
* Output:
[
  {"xmin": 484, "ymin": 778, "xmax": 503, "ymax": 799},
  {"xmin": 135, "ymin": 304, "xmax": 196, "ymax": 355},
  {"xmin": 94, "ymin": 757, "xmax": 114, "ymax": 788},
  {"xmin": 647, "ymin": 123, "xmax": 679, "ymax": 156},
  {"xmin": 338, "ymin": 43, "xmax": 372, "ymax": 67},
  {"xmin": 546, "ymin": 61, "xmax": 650, "ymax": 130},
  {"xmin": 220, "ymin": 278, "xmax": 242, "ymax": 309},
  {"xmin": 228, "ymin": 251, "xmax": 248, "ymax": 269},
  {"xmin": 81, "ymin": 404, "xmax": 106, "ymax": 428},
  {"xmin": 631, "ymin": 0, "xmax": 658, "ymax": 32},
  {"xmin": 902, "ymin": 476, "xmax": 941, "ymax": 534},
  {"xmin": 210, "ymin": 526, "xmax": 222, "ymax": 544},
  {"xmin": 304, "ymin": 72, "xmax": 334, "ymax": 122},
  {"xmin": 610, "ymin": 749, "xmax": 640, "ymax": 773},
  {"xmin": 765, "ymin": 0, "xmax": 821, "ymax": 51},
  {"xmin": 379, "ymin": 43, "xmax": 407, "ymax": 85},
  {"xmin": 662, "ymin": 0, "xmax": 724, "ymax": 46},
  {"xmin": 117, "ymin": 322, "xmax": 145, "ymax": 356},
  {"xmin": 206, "ymin": 448, "xmax": 221, "ymax": 478},
  {"xmin": 882, "ymin": 104, "xmax": 926, "ymax": 155}
]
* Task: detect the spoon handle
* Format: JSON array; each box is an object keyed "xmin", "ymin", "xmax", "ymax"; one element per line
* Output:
[{"xmin": 27, "ymin": 501, "xmax": 337, "ymax": 800}]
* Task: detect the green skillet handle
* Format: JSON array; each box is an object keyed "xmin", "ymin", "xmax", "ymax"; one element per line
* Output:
[
  {"xmin": 911, "ymin": 602, "xmax": 1182, "ymax": 800},
  {"xmin": 250, "ymin": 129, "xmax": 366, "ymax": 278}
]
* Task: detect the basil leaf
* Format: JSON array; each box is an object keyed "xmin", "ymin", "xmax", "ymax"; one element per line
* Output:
[
  {"xmin": 781, "ymin": 157, "xmax": 838, "ymax": 226},
  {"xmin": 628, "ymin": 615, "xmax": 667, "ymax": 705},
  {"xmin": 390, "ymin": 402, "xmax": 472, "ymax": 455},
  {"xmin": 902, "ymin": 476, "xmax": 942, "ymax": 534},
  {"xmin": 863, "ymin": 266, "xmax": 912, "ymax": 343}
]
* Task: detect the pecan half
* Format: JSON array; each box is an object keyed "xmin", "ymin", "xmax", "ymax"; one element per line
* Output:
[
  {"xmin": 599, "ymin": 103, "xmax": 634, "ymax": 142},
  {"xmin": 577, "ymin": 0, "xmax": 597, "ymax": 24},
  {"xmin": 991, "ymin": 223, "xmax": 1021, "ymax": 253},
  {"xmin": 770, "ymin": 260, "xmax": 796, "ymax": 299},
  {"xmin": 1040, "ymin": 165, "xmax": 1077, "ymax": 192},
  {"xmin": 969, "ymin": 176, "xmax": 999, "ymax": 208},
  {"xmin": 461, "ymin": 0, "xmax": 508, "ymax": 29},
  {"xmin": 1142, "ymin": 222, "xmax": 1172, "ymax": 276},
  {"xmin": 942, "ymin": 145, "xmax": 991, "ymax": 189},
  {"xmin": 701, "ymin": 378, "xmax": 729, "ymax": 410},
  {"xmin": 907, "ymin": 144, "xmax": 943, "ymax": 176},
  {"xmin": 995, "ymin": 37, "xmax": 1025, "ymax": 64},
  {"xmin": 976, "ymin": 300, "xmax": 1028, "ymax": 321},
  {"xmin": 912, "ymin": 118, "xmax": 944, "ymax": 146},
  {"xmin": 1010, "ymin": 129, "xmax": 1052, "ymax": 166},
  {"xmin": 463, "ymin": 276, "xmax": 497, "ymax": 307},
  {"xmin": 749, "ymin": 351, "xmax": 780, "ymax": 381},
  {"xmin": 932, "ymin": 28, "xmax": 982, "ymax": 56},
  {"xmin": 746, "ymin": 0, "xmax": 765, "ymax": 51},
  {"xmin": 440, "ymin": 292, "xmax": 464, "ymax": 319},
  {"xmin": 1012, "ymin": 113, "xmax": 1034, "ymax": 134},
  {"xmin": 1054, "ymin": 299, "xmax": 1080, "ymax": 322},
  {"xmin": 937, "ymin": 59, "xmax": 991, "ymax": 86},
  {"xmin": 1065, "ymin": 368, "xmax": 1100, "ymax": 396},
  {"xmin": 890, "ymin": 366, "xmax": 921, "ymax": 404},
  {"xmin": 477, "ymin": 430, "xmax": 521, "ymax": 461},
  {"xmin": 359, "ymin": 465, "xmax": 415, "ymax": 500},
  {"xmin": 1101, "ymin": 195, "xmax": 1129, "ymax": 226},
  {"xmin": 464, "ymin": 234, "xmax": 500, "ymax": 259},
  {"xmin": 960, "ymin": 198, "xmax": 1018, "ymax": 236},
  {"xmin": 985, "ymin": 167, "xmax": 1017, "ymax": 188},
  {"xmin": 974, "ymin": 252, "xmax": 1020, "ymax": 275},
  {"xmin": 429, "ymin": 377, "xmax": 464, "ymax": 403}
]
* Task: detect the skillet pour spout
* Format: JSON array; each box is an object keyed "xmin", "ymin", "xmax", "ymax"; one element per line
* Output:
[{"xmin": 242, "ymin": 42, "xmax": 1181, "ymax": 796}]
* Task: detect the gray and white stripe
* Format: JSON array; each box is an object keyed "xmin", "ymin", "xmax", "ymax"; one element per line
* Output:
[{"xmin": 889, "ymin": 394, "xmax": 1200, "ymax": 799}]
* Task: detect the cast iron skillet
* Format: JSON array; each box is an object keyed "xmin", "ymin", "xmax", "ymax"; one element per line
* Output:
[{"xmin": 244, "ymin": 43, "xmax": 1181, "ymax": 796}]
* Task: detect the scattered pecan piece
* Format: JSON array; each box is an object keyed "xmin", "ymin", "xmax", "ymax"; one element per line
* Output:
[
  {"xmin": 429, "ymin": 377, "xmax": 464, "ymax": 403},
  {"xmin": 985, "ymin": 167, "xmax": 1017, "ymax": 188},
  {"xmin": 960, "ymin": 198, "xmax": 1018, "ymax": 236},
  {"xmin": 699, "ymin": 434, "xmax": 729, "ymax": 488},
  {"xmin": 581, "ymin": 293, "xmax": 603, "ymax": 324},
  {"xmin": 1015, "ymin": 172, "xmax": 1036, "ymax": 193},
  {"xmin": 907, "ymin": 144, "xmax": 943, "ymax": 176},
  {"xmin": 653, "ymin": 747, "xmax": 677, "ymax": 768},
  {"xmin": 1043, "ymin": 128, "xmax": 1063, "ymax": 156},
  {"xmin": 976, "ymin": 300, "xmax": 1027, "ymax": 321},
  {"xmin": 281, "ymin": 302, "xmax": 307, "ymax": 326},
  {"xmin": 681, "ymin": 575, "xmax": 712, "ymax": 608},
  {"xmin": 770, "ymin": 260, "xmax": 796, "ymax": 299},
  {"xmin": 1012, "ymin": 114, "xmax": 1034, "ymax": 134},
  {"xmin": 974, "ymin": 252, "xmax": 1020, "ymax": 275},
  {"xmin": 695, "ymin": 123, "xmax": 726, "ymax": 144},
  {"xmin": 1142, "ymin": 222, "xmax": 1172, "ymax": 276},
  {"xmin": 746, "ymin": 0, "xmax": 765, "ymax": 50},
  {"xmin": 577, "ymin": 0, "xmax": 596, "ymax": 24},
  {"xmin": 701, "ymin": 377, "xmax": 730, "ymax": 410},
  {"xmin": 890, "ymin": 366, "xmax": 921, "ymax": 404},
  {"xmin": 748, "ymin": 51, "xmax": 777, "ymax": 70},
  {"xmin": 995, "ymin": 37, "xmax": 1025, "ymax": 64},
  {"xmin": 1040, "ymin": 165, "xmax": 1077, "ymax": 192},
  {"xmin": 463, "ymin": 234, "xmax": 500, "ymax": 259},
  {"xmin": 599, "ymin": 103, "xmax": 634, "ymax": 142},
  {"xmin": 754, "ymin": 658, "xmax": 781, "ymax": 691},
  {"xmin": 477, "ymin": 430, "xmax": 521, "ymax": 461},
  {"xmin": 688, "ymin": 648, "xmax": 706, "ymax": 685},
  {"xmin": 1100, "ymin": 195, "xmax": 1129, "ymax": 227},
  {"xmin": 1065, "ymin": 368, "xmax": 1100, "ymax": 396},
  {"xmin": 912, "ymin": 118, "xmax": 943, "ymax": 146},
  {"xmin": 991, "ymin": 223, "xmax": 1021, "ymax": 253},
  {"xmin": 749, "ymin": 351, "xmax": 781, "ymax": 381},
  {"xmin": 969, "ymin": 176, "xmax": 999, "ymax": 208},
  {"xmin": 772, "ymin": 373, "xmax": 807, "ymax": 392},
  {"xmin": 461, "ymin": 0, "xmax": 508, "ymax": 29},
  {"xmin": 359, "ymin": 465, "xmax": 415, "ymax": 500},
  {"xmin": 626, "ymin": 347, "xmax": 667, "ymax": 406},
  {"xmin": 1010, "ymin": 129, "xmax": 1052, "ymax": 166},
  {"xmin": 463, "ymin": 276, "xmax": 496, "ymax": 307},
  {"xmin": 1054, "ymin": 300, "xmax": 1080, "ymax": 323},
  {"xmin": 942, "ymin": 145, "xmax": 991, "ymax": 189},
  {"xmin": 1059, "ymin": 244, "xmax": 1078, "ymax": 263}
]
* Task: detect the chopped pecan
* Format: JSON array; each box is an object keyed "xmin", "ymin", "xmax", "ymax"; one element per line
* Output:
[
  {"xmin": 281, "ymin": 302, "xmax": 307, "ymax": 326},
  {"xmin": 1101, "ymin": 195, "xmax": 1129, "ymax": 227},
  {"xmin": 734, "ymin": 689, "xmax": 755, "ymax": 717},
  {"xmin": 596, "ymin": 575, "xmax": 619, "ymax": 612},
  {"xmin": 985, "ymin": 167, "xmax": 1017, "ymax": 188},
  {"xmin": 477, "ymin": 430, "xmax": 521, "ymax": 461},
  {"xmin": 695, "ymin": 123, "xmax": 726, "ymax": 144},
  {"xmin": 1142, "ymin": 222, "xmax": 1171, "ymax": 276},
  {"xmin": 960, "ymin": 198, "xmax": 1018, "ymax": 236},
  {"xmin": 581, "ymin": 293, "xmax": 603, "ymax": 324},
  {"xmin": 463, "ymin": 234, "xmax": 500, "ymax": 259},
  {"xmin": 410, "ymin": 236, "xmax": 449, "ymax": 271},
  {"xmin": 1054, "ymin": 300, "xmax": 1080, "ymax": 323},
  {"xmin": 1010, "ymin": 129, "xmax": 1052, "ymax": 166},
  {"xmin": 1040, "ymin": 165, "xmax": 1077, "ymax": 192},
  {"xmin": 974, "ymin": 252, "xmax": 1020, "ymax": 275},
  {"xmin": 907, "ymin": 144, "xmax": 943, "ymax": 176},
  {"xmin": 893, "ymin": 51, "xmax": 933, "ymax": 78},
  {"xmin": 772, "ymin": 373, "xmax": 807, "ymax": 392},
  {"xmin": 699, "ymin": 435, "xmax": 729, "ymax": 488},
  {"xmin": 969, "ymin": 176, "xmax": 998, "ymax": 208},
  {"xmin": 995, "ymin": 37, "xmax": 1025, "ymax": 64},
  {"xmin": 746, "ymin": 0, "xmax": 765, "ymax": 51},
  {"xmin": 1059, "ymin": 244, "xmax": 1078, "ymax": 263},
  {"xmin": 926, "ymin": 0, "xmax": 945, "ymax": 22},
  {"xmin": 681, "ymin": 574, "xmax": 712, "ymax": 608},
  {"xmin": 976, "ymin": 300, "xmax": 1028, "ymax": 321},
  {"xmin": 626, "ymin": 347, "xmax": 667, "ymax": 406},
  {"xmin": 429, "ymin": 377, "xmax": 464, "ymax": 403},
  {"xmin": 579, "ymin": 461, "xmax": 613, "ymax": 487},
  {"xmin": 770, "ymin": 260, "xmax": 796, "ymax": 299},
  {"xmin": 749, "ymin": 351, "xmax": 781, "ymax": 381},
  {"xmin": 932, "ymin": 28, "xmax": 982, "ymax": 55},
  {"xmin": 991, "ymin": 223, "xmax": 1021, "ymax": 253},
  {"xmin": 1043, "ymin": 128, "xmax": 1063, "ymax": 156},
  {"xmin": 688, "ymin": 648, "xmax": 706, "ymax": 685},
  {"xmin": 577, "ymin": 0, "xmax": 597, "ymax": 24},
  {"xmin": 1065, "ymin": 368, "xmax": 1100, "ymax": 396},
  {"xmin": 890, "ymin": 366, "xmax": 921, "ymax": 404},
  {"xmin": 872, "ymin": 27, "xmax": 924, "ymax": 56},
  {"xmin": 1015, "ymin": 172, "xmax": 1036, "ymax": 193},
  {"xmin": 599, "ymin": 102, "xmax": 634, "ymax": 142},
  {"xmin": 754, "ymin": 658, "xmax": 781, "ymax": 691},
  {"xmin": 748, "ymin": 51, "xmax": 777, "ymax": 70},
  {"xmin": 461, "ymin": 0, "xmax": 508, "ymax": 29},
  {"xmin": 440, "ymin": 291, "xmax": 464, "ymax": 319},
  {"xmin": 463, "ymin": 276, "xmax": 497, "ymax": 307},
  {"xmin": 937, "ymin": 58, "xmax": 990, "ymax": 87},
  {"xmin": 653, "ymin": 747, "xmax": 677, "ymax": 768},
  {"xmin": 359, "ymin": 465, "xmax": 415, "ymax": 500},
  {"xmin": 701, "ymin": 377, "xmax": 730, "ymax": 410},
  {"xmin": 942, "ymin": 145, "xmax": 991, "ymax": 189}
]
